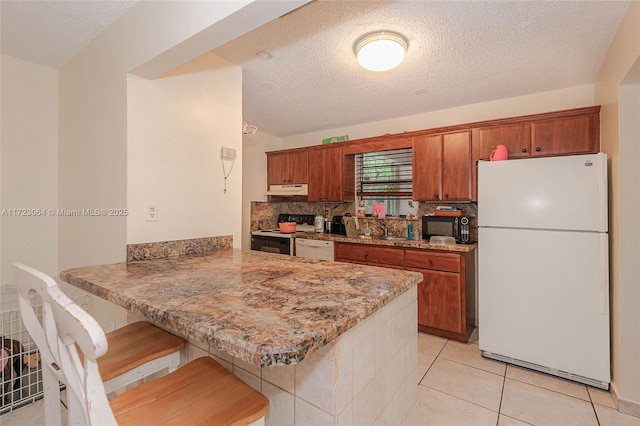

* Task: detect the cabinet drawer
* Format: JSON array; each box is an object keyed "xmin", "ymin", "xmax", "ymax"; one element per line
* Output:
[
  {"xmin": 405, "ymin": 250, "xmax": 460, "ymax": 273},
  {"xmin": 335, "ymin": 243, "xmax": 404, "ymax": 267}
]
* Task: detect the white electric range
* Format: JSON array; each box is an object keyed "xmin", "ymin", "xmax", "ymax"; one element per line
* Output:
[{"xmin": 250, "ymin": 214, "xmax": 317, "ymax": 256}]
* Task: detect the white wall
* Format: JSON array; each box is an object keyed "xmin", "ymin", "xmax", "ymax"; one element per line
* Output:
[
  {"xmin": 241, "ymin": 131, "xmax": 282, "ymax": 249},
  {"xmin": 1, "ymin": 54, "xmax": 3, "ymax": 288},
  {"xmin": 57, "ymin": 31, "xmax": 130, "ymax": 328},
  {"xmin": 618, "ymin": 80, "xmax": 640, "ymax": 412},
  {"xmin": 58, "ymin": 1, "xmax": 266, "ymax": 273},
  {"xmin": 57, "ymin": 1, "xmax": 305, "ymax": 330},
  {"xmin": 56, "ymin": 0, "xmax": 306, "ymax": 268},
  {"xmin": 282, "ymin": 84, "xmax": 595, "ymax": 149},
  {"xmin": 595, "ymin": 0, "xmax": 640, "ymax": 413},
  {"xmin": 127, "ymin": 52, "xmax": 242, "ymax": 246},
  {"xmin": 0, "ymin": 55, "xmax": 58, "ymax": 286}
]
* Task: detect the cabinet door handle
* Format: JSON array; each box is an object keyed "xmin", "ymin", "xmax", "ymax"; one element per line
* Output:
[
  {"xmin": 535, "ymin": 147, "xmax": 541, "ymax": 152},
  {"xmin": 434, "ymin": 194, "xmax": 439, "ymax": 199},
  {"xmin": 522, "ymin": 148, "xmax": 527, "ymax": 153},
  {"xmin": 428, "ymin": 259, "xmax": 433, "ymax": 265},
  {"xmin": 444, "ymin": 194, "xmax": 449, "ymax": 199},
  {"xmin": 364, "ymin": 252, "xmax": 369, "ymax": 257}
]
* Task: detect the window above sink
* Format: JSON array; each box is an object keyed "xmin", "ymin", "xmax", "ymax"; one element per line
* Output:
[{"xmin": 356, "ymin": 148, "xmax": 417, "ymax": 217}]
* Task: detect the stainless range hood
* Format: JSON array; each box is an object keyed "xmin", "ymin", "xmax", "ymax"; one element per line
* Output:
[{"xmin": 267, "ymin": 184, "xmax": 308, "ymax": 196}]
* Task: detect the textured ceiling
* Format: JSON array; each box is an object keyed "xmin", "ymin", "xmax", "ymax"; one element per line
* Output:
[
  {"xmin": 0, "ymin": 0, "xmax": 630, "ymax": 138},
  {"xmin": 214, "ymin": 0, "xmax": 630, "ymax": 137},
  {"xmin": 1, "ymin": 0, "xmax": 137, "ymax": 69}
]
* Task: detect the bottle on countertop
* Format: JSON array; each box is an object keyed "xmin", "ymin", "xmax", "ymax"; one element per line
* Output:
[
  {"xmin": 314, "ymin": 214, "xmax": 324, "ymax": 233},
  {"xmin": 407, "ymin": 223, "xmax": 413, "ymax": 240}
]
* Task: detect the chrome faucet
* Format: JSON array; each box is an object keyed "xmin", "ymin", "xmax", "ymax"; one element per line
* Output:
[{"xmin": 382, "ymin": 222, "xmax": 388, "ymax": 237}]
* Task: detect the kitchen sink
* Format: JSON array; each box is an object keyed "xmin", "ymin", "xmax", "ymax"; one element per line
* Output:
[{"xmin": 357, "ymin": 235, "xmax": 407, "ymax": 241}]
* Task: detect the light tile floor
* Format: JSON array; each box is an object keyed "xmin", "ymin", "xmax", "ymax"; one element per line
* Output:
[
  {"xmin": 2, "ymin": 330, "xmax": 639, "ymax": 425},
  {"xmin": 417, "ymin": 329, "xmax": 640, "ymax": 426}
]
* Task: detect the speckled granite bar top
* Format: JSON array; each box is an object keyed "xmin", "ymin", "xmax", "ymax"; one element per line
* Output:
[
  {"xmin": 292, "ymin": 232, "xmax": 477, "ymax": 253},
  {"xmin": 60, "ymin": 249, "xmax": 422, "ymax": 367}
]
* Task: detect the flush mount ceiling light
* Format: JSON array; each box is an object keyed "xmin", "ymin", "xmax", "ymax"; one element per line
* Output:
[
  {"xmin": 354, "ymin": 31, "xmax": 408, "ymax": 72},
  {"xmin": 256, "ymin": 50, "xmax": 273, "ymax": 60}
]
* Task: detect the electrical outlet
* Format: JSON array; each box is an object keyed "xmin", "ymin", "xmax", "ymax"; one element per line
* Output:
[
  {"xmin": 221, "ymin": 146, "xmax": 237, "ymax": 160},
  {"xmin": 146, "ymin": 203, "xmax": 158, "ymax": 222}
]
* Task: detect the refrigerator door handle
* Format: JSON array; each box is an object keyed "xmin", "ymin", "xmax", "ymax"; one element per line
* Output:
[
  {"xmin": 599, "ymin": 234, "xmax": 609, "ymax": 315},
  {"xmin": 596, "ymin": 155, "xmax": 609, "ymax": 232}
]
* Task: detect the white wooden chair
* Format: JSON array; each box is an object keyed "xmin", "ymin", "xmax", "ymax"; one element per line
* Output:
[
  {"xmin": 13, "ymin": 263, "xmax": 269, "ymax": 425},
  {"xmin": 86, "ymin": 320, "xmax": 184, "ymax": 394},
  {"xmin": 13, "ymin": 264, "xmax": 184, "ymax": 394}
]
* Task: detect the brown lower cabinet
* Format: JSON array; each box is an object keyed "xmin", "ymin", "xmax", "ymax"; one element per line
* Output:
[
  {"xmin": 333, "ymin": 243, "xmax": 405, "ymax": 269},
  {"xmin": 334, "ymin": 242, "xmax": 476, "ymax": 342},
  {"xmin": 405, "ymin": 249, "xmax": 476, "ymax": 342}
]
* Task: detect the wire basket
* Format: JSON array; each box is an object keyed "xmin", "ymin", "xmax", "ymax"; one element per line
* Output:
[{"xmin": 1, "ymin": 286, "xmax": 88, "ymax": 414}]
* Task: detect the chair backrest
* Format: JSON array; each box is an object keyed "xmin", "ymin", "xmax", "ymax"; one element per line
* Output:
[{"xmin": 13, "ymin": 263, "xmax": 117, "ymax": 425}]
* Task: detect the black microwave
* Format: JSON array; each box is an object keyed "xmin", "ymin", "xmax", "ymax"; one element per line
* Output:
[{"xmin": 422, "ymin": 215, "xmax": 472, "ymax": 243}]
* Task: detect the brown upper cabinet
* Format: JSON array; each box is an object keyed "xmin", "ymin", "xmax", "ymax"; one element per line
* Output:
[
  {"xmin": 531, "ymin": 114, "xmax": 599, "ymax": 155},
  {"xmin": 413, "ymin": 131, "xmax": 472, "ymax": 202},
  {"xmin": 308, "ymin": 145, "xmax": 352, "ymax": 202},
  {"xmin": 266, "ymin": 106, "xmax": 600, "ymax": 203},
  {"xmin": 476, "ymin": 122, "xmax": 532, "ymax": 159},
  {"xmin": 470, "ymin": 107, "xmax": 600, "ymax": 199},
  {"xmin": 474, "ymin": 112, "xmax": 599, "ymax": 160},
  {"xmin": 266, "ymin": 150, "xmax": 308, "ymax": 185}
]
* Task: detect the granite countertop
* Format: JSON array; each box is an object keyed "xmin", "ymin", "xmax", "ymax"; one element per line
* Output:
[
  {"xmin": 292, "ymin": 232, "xmax": 477, "ymax": 253},
  {"xmin": 60, "ymin": 249, "xmax": 422, "ymax": 367}
]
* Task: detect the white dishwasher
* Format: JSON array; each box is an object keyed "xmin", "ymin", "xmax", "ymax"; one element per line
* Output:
[{"xmin": 295, "ymin": 239, "xmax": 335, "ymax": 261}]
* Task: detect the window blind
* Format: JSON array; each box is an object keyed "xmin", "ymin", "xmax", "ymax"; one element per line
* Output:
[{"xmin": 355, "ymin": 148, "xmax": 413, "ymax": 197}]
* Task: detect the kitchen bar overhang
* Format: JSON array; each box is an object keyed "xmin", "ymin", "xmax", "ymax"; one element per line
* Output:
[{"xmin": 59, "ymin": 248, "xmax": 421, "ymax": 367}]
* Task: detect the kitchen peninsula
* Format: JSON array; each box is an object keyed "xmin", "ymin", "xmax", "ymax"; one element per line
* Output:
[{"xmin": 60, "ymin": 248, "xmax": 422, "ymax": 425}]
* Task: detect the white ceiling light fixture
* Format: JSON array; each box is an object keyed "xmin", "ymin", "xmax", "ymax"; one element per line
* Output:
[
  {"xmin": 256, "ymin": 50, "xmax": 273, "ymax": 60},
  {"xmin": 354, "ymin": 31, "xmax": 408, "ymax": 72}
]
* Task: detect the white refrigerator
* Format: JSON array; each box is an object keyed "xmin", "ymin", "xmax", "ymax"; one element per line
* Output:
[{"xmin": 478, "ymin": 153, "xmax": 610, "ymax": 389}]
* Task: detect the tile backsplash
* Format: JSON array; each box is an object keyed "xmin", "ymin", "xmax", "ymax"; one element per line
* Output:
[
  {"xmin": 127, "ymin": 236, "xmax": 232, "ymax": 261},
  {"xmin": 251, "ymin": 201, "xmax": 478, "ymax": 242}
]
